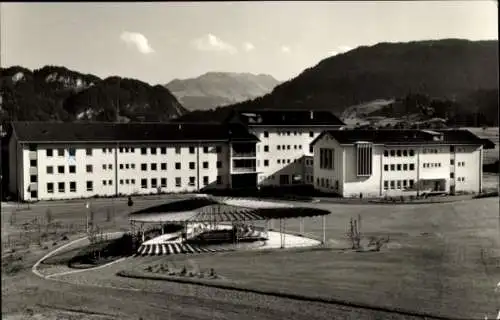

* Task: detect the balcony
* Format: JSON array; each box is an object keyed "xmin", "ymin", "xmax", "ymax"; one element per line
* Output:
[
  {"xmin": 28, "ymin": 183, "xmax": 38, "ymax": 191},
  {"xmin": 29, "ymin": 167, "xmax": 38, "ymax": 175},
  {"xmin": 29, "ymin": 151, "xmax": 37, "ymax": 160},
  {"xmin": 231, "ymin": 167, "xmax": 257, "ymax": 174},
  {"xmin": 231, "ymin": 151, "xmax": 256, "ymax": 158}
]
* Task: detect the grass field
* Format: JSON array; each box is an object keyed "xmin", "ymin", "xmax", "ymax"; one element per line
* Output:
[{"xmin": 118, "ymin": 198, "xmax": 500, "ymax": 320}]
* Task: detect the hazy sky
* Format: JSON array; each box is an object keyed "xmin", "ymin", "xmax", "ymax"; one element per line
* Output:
[{"xmin": 1, "ymin": 1, "xmax": 498, "ymax": 84}]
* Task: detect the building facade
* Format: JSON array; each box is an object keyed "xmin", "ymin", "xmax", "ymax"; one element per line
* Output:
[
  {"xmin": 8, "ymin": 122, "xmax": 258, "ymax": 201},
  {"xmin": 311, "ymin": 129, "xmax": 491, "ymax": 198},
  {"xmin": 227, "ymin": 110, "xmax": 345, "ymax": 187}
]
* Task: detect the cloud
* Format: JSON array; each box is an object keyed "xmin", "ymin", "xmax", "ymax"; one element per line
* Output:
[
  {"xmin": 191, "ymin": 34, "xmax": 237, "ymax": 55},
  {"xmin": 120, "ymin": 31, "xmax": 155, "ymax": 54},
  {"xmin": 281, "ymin": 45, "xmax": 291, "ymax": 53},
  {"xmin": 243, "ymin": 42, "xmax": 255, "ymax": 52}
]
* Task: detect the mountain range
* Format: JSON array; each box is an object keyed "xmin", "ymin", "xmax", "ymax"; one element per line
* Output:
[
  {"xmin": 165, "ymin": 72, "xmax": 281, "ymax": 111},
  {"xmin": 0, "ymin": 66, "xmax": 187, "ymax": 123},
  {"xmin": 180, "ymin": 39, "xmax": 498, "ymax": 127}
]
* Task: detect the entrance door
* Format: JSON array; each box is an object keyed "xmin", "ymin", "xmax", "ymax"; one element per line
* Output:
[{"xmin": 434, "ymin": 181, "xmax": 440, "ymax": 191}]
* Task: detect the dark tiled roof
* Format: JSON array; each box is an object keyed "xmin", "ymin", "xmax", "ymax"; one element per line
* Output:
[
  {"xmin": 311, "ymin": 129, "xmax": 493, "ymax": 147},
  {"xmin": 232, "ymin": 109, "xmax": 345, "ymax": 127},
  {"xmin": 12, "ymin": 122, "xmax": 259, "ymax": 143}
]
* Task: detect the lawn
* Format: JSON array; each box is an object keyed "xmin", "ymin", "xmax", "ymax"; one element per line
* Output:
[{"xmin": 123, "ymin": 198, "xmax": 500, "ymax": 320}]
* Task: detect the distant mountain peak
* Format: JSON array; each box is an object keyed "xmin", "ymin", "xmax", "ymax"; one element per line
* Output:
[{"xmin": 165, "ymin": 71, "xmax": 281, "ymax": 111}]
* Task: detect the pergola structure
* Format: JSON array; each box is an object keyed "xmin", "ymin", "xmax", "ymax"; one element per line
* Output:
[{"xmin": 128, "ymin": 196, "xmax": 331, "ymax": 250}]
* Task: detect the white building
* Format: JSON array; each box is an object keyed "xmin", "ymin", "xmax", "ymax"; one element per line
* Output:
[
  {"xmin": 7, "ymin": 122, "xmax": 259, "ymax": 201},
  {"xmin": 311, "ymin": 128, "xmax": 492, "ymax": 198},
  {"xmin": 225, "ymin": 109, "xmax": 345, "ymax": 186}
]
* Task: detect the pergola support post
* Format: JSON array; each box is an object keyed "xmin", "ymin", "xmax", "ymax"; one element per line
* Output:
[
  {"xmin": 283, "ymin": 218, "xmax": 286, "ymax": 249},
  {"xmin": 299, "ymin": 218, "xmax": 304, "ymax": 235},
  {"xmin": 322, "ymin": 215, "xmax": 326, "ymax": 246}
]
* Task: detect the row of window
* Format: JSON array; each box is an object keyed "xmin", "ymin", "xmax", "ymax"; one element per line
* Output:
[
  {"xmin": 42, "ymin": 146, "xmax": 223, "ymax": 157},
  {"xmin": 384, "ymin": 163, "xmax": 416, "ymax": 171},
  {"xmin": 44, "ymin": 161, "xmax": 223, "ymax": 174},
  {"xmin": 316, "ymin": 177, "xmax": 339, "ymax": 189},
  {"xmin": 384, "ymin": 149, "xmax": 415, "ymax": 157},
  {"xmin": 261, "ymin": 158, "xmax": 313, "ymax": 167},
  {"xmin": 263, "ymin": 131, "xmax": 315, "ymax": 138},
  {"xmin": 45, "ymin": 176, "xmax": 223, "ymax": 194},
  {"xmin": 423, "ymin": 163, "xmax": 442, "ymax": 168},
  {"xmin": 383, "ymin": 179, "xmax": 415, "ymax": 190},
  {"xmin": 262, "ymin": 144, "xmax": 314, "ymax": 153}
]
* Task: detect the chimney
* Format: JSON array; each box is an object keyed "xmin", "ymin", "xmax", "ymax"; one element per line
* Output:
[{"xmin": 310, "ymin": 111, "xmax": 314, "ymax": 119}]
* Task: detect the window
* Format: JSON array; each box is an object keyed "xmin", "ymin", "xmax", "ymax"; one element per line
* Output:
[
  {"xmin": 70, "ymin": 182, "xmax": 76, "ymax": 192},
  {"xmin": 46, "ymin": 166, "xmax": 53, "ymax": 174},
  {"xmin": 151, "ymin": 163, "xmax": 157, "ymax": 171},
  {"xmin": 203, "ymin": 146, "xmax": 209, "ymax": 153},
  {"xmin": 287, "ymin": 145, "xmax": 291, "ymax": 150},
  {"xmin": 384, "ymin": 150, "xmax": 388, "ymax": 157},
  {"xmin": 175, "ymin": 146, "xmax": 181, "ymax": 154},
  {"xmin": 461, "ymin": 161, "xmax": 465, "ymax": 166},
  {"xmin": 403, "ymin": 180, "xmax": 407, "ymax": 188},
  {"xmin": 390, "ymin": 164, "xmax": 395, "ymax": 171},
  {"xmin": 30, "ymin": 159, "xmax": 37, "ymax": 167},
  {"xmin": 30, "ymin": 175, "xmax": 37, "ymax": 183},
  {"xmin": 216, "ymin": 146, "xmax": 222, "ymax": 153},
  {"xmin": 450, "ymin": 146, "xmax": 455, "ymax": 152},
  {"xmin": 46, "ymin": 149, "xmax": 53, "ymax": 157},
  {"xmin": 103, "ymin": 180, "xmax": 107, "ymax": 186},
  {"xmin": 216, "ymin": 176, "xmax": 222, "ymax": 185},
  {"xmin": 161, "ymin": 163, "xmax": 167, "ymax": 170},
  {"xmin": 462, "ymin": 177, "xmax": 466, "ymax": 182},
  {"xmin": 160, "ymin": 178, "xmax": 167, "ymax": 188},
  {"xmin": 86, "ymin": 148, "xmax": 92, "ymax": 156},
  {"xmin": 151, "ymin": 178, "xmax": 158, "ymax": 188},
  {"xmin": 383, "ymin": 181, "xmax": 389, "ymax": 190},
  {"xmin": 263, "ymin": 131, "xmax": 269, "ymax": 138},
  {"xmin": 108, "ymin": 164, "xmax": 112, "ymax": 170},
  {"xmin": 277, "ymin": 159, "xmax": 281, "ymax": 164},
  {"xmin": 203, "ymin": 161, "xmax": 209, "ymax": 169},
  {"xmin": 403, "ymin": 164, "xmax": 408, "ymax": 171},
  {"xmin": 125, "ymin": 179, "xmax": 129, "ymax": 184},
  {"xmin": 86, "ymin": 181, "xmax": 93, "ymax": 192},
  {"xmin": 409, "ymin": 149, "xmax": 414, "ymax": 156},
  {"xmin": 150, "ymin": 148, "xmax": 157, "ymax": 155},
  {"xmin": 397, "ymin": 180, "xmax": 401, "ymax": 189},
  {"xmin": 384, "ymin": 165, "xmax": 389, "ymax": 171},
  {"xmin": 141, "ymin": 163, "xmax": 147, "ymax": 171},
  {"xmin": 141, "ymin": 179, "xmax": 148, "ymax": 189},
  {"xmin": 264, "ymin": 145, "xmax": 269, "ymax": 152},
  {"xmin": 58, "ymin": 166, "xmax": 65, "ymax": 174},
  {"xmin": 131, "ymin": 179, "xmax": 135, "ymax": 184},
  {"xmin": 309, "ymin": 132, "xmax": 314, "ymax": 137},
  {"xmin": 309, "ymin": 145, "xmax": 313, "ymax": 153},
  {"xmin": 160, "ymin": 147, "xmax": 167, "ymax": 154},
  {"xmin": 47, "ymin": 183, "xmax": 54, "ymax": 193},
  {"xmin": 131, "ymin": 164, "xmax": 135, "ymax": 169},
  {"xmin": 175, "ymin": 177, "xmax": 181, "ymax": 187},
  {"xmin": 175, "ymin": 162, "xmax": 181, "ymax": 170},
  {"xmin": 69, "ymin": 165, "xmax": 76, "ymax": 173},
  {"xmin": 450, "ymin": 159, "xmax": 454, "ymax": 165},
  {"xmin": 299, "ymin": 145, "xmax": 302, "ymax": 149},
  {"xmin": 409, "ymin": 164, "xmax": 415, "ymax": 171},
  {"xmin": 189, "ymin": 146, "xmax": 195, "ymax": 154},
  {"xmin": 409, "ymin": 180, "xmax": 414, "ymax": 188},
  {"xmin": 396, "ymin": 150, "xmax": 401, "ymax": 157},
  {"xmin": 423, "ymin": 163, "xmax": 427, "ymax": 168},
  {"xmin": 264, "ymin": 160, "xmax": 269, "ymax": 167},
  {"xmin": 108, "ymin": 179, "xmax": 112, "ymax": 186},
  {"xmin": 86, "ymin": 165, "xmax": 93, "ymax": 173},
  {"xmin": 141, "ymin": 148, "xmax": 147, "ymax": 155},
  {"xmin": 69, "ymin": 148, "xmax": 76, "ymax": 157},
  {"xmin": 189, "ymin": 162, "xmax": 195, "ymax": 170},
  {"xmin": 390, "ymin": 150, "xmax": 395, "ymax": 157},
  {"xmin": 58, "ymin": 182, "xmax": 65, "ymax": 193},
  {"xmin": 130, "ymin": 147, "xmax": 135, "ymax": 153},
  {"xmin": 319, "ymin": 148, "xmax": 335, "ymax": 170},
  {"xmin": 120, "ymin": 179, "xmax": 124, "ymax": 185},
  {"xmin": 189, "ymin": 177, "xmax": 195, "ymax": 186},
  {"xmin": 102, "ymin": 164, "xmax": 107, "ymax": 170},
  {"xmin": 397, "ymin": 164, "xmax": 401, "ymax": 171},
  {"xmin": 277, "ymin": 145, "xmax": 281, "ymax": 151},
  {"xmin": 58, "ymin": 148, "xmax": 64, "ymax": 156},
  {"xmin": 119, "ymin": 164, "xmax": 124, "ymax": 170},
  {"xmin": 119, "ymin": 147, "xmax": 124, "ymax": 153},
  {"xmin": 203, "ymin": 176, "xmax": 209, "ymax": 186},
  {"xmin": 450, "ymin": 172, "xmax": 454, "ymax": 178},
  {"xmin": 102, "ymin": 148, "xmax": 106, "ymax": 153},
  {"xmin": 390, "ymin": 181, "xmax": 395, "ymax": 190},
  {"xmin": 125, "ymin": 164, "xmax": 130, "ymax": 169},
  {"xmin": 216, "ymin": 161, "xmax": 222, "ymax": 169}
]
